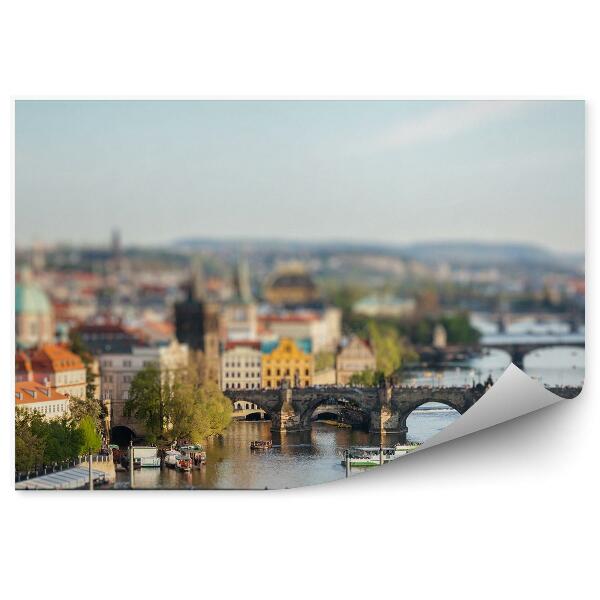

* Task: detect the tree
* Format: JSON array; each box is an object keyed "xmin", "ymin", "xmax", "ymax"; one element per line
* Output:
[
  {"xmin": 167, "ymin": 368, "xmax": 232, "ymax": 443},
  {"xmin": 125, "ymin": 362, "xmax": 233, "ymax": 444},
  {"xmin": 77, "ymin": 415, "xmax": 102, "ymax": 454},
  {"xmin": 315, "ymin": 351, "xmax": 335, "ymax": 372},
  {"xmin": 367, "ymin": 321, "xmax": 416, "ymax": 377},
  {"xmin": 15, "ymin": 409, "xmax": 45, "ymax": 471},
  {"xmin": 125, "ymin": 363, "xmax": 167, "ymax": 439}
]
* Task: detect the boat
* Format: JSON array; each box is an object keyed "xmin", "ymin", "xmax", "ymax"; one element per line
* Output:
[
  {"xmin": 178, "ymin": 444, "xmax": 207, "ymax": 467},
  {"xmin": 132, "ymin": 446, "xmax": 161, "ymax": 468},
  {"xmin": 164, "ymin": 450, "xmax": 182, "ymax": 469},
  {"xmin": 250, "ymin": 440, "xmax": 272, "ymax": 450},
  {"xmin": 176, "ymin": 456, "xmax": 192, "ymax": 472},
  {"xmin": 340, "ymin": 443, "xmax": 419, "ymax": 467}
]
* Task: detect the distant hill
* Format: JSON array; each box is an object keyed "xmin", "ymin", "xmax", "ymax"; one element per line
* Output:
[{"xmin": 172, "ymin": 237, "xmax": 583, "ymax": 270}]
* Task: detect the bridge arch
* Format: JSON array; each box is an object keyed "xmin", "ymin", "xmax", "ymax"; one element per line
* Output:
[
  {"xmin": 110, "ymin": 425, "xmax": 136, "ymax": 446},
  {"xmin": 299, "ymin": 394, "xmax": 372, "ymax": 430},
  {"xmin": 397, "ymin": 398, "xmax": 468, "ymax": 431}
]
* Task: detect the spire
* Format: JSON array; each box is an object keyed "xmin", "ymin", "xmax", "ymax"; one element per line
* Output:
[
  {"xmin": 190, "ymin": 254, "xmax": 206, "ymax": 301},
  {"xmin": 232, "ymin": 257, "xmax": 252, "ymax": 304}
]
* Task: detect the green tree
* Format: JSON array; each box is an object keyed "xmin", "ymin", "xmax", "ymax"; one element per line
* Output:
[
  {"xmin": 15, "ymin": 409, "xmax": 46, "ymax": 471},
  {"xmin": 76, "ymin": 415, "xmax": 102, "ymax": 454},
  {"xmin": 125, "ymin": 363, "xmax": 167, "ymax": 439},
  {"xmin": 167, "ymin": 369, "xmax": 232, "ymax": 443},
  {"xmin": 367, "ymin": 321, "xmax": 416, "ymax": 376}
]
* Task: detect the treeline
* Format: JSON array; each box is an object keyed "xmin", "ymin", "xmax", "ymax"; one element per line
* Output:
[
  {"xmin": 345, "ymin": 312, "xmax": 481, "ymax": 346},
  {"xmin": 125, "ymin": 362, "xmax": 232, "ymax": 444},
  {"xmin": 15, "ymin": 412, "xmax": 102, "ymax": 473}
]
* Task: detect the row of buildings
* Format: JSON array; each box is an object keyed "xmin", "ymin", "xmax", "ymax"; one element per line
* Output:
[{"xmin": 15, "ymin": 260, "xmax": 378, "ymax": 441}]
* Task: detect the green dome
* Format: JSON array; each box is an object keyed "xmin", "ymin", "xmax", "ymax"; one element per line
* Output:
[{"xmin": 15, "ymin": 282, "xmax": 52, "ymax": 315}]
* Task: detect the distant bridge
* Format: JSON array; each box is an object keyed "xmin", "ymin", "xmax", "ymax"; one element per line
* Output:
[
  {"xmin": 224, "ymin": 382, "xmax": 580, "ymax": 439},
  {"xmin": 416, "ymin": 334, "xmax": 584, "ymax": 370}
]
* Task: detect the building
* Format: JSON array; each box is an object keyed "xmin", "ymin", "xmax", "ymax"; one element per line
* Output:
[
  {"xmin": 432, "ymin": 324, "xmax": 447, "ymax": 349},
  {"xmin": 264, "ymin": 263, "xmax": 320, "ymax": 306},
  {"xmin": 221, "ymin": 260, "xmax": 258, "ymax": 341},
  {"xmin": 221, "ymin": 341, "xmax": 262, "ymax": 391},
  {"xmin": 15, "ymin": 273, "xmax": 55, "ymax": 349},
  {"xmin": 16, "ymin": 344, "xmax": 87, "ymax": 400},
  {"xmin": 15, "ymin": 381, "xmax": 70, "ymax": 420},
  {"xmin": 100, "ymin": 340, "xmax": 189, "ymax": 439},
  {"xmin": 258, "ymin": 307, "xmax": 341, "ymax": 353},
  {"xmin": 174, "ymin": 260, "xmax": 220, "ymax": 385},
  {"xmin": 335, "ymin": 336, "xmax": 377, "ymax": 385},
  {"xmin": 261, "ymin": 337, "xmax": 314, "ymax": 389},
  {"xmin": 71, "ymin": 318, "xmax": 142, "ymax": 355}
]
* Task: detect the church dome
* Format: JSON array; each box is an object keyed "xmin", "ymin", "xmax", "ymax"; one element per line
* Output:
[{"xmin": 15, "ymin": 282, "xmax": 52, "ymax": 316}]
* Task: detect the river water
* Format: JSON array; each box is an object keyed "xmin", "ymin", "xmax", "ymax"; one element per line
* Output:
[{"xmin": 114, "ymin": 318, "xmax": 584, "ymax": 489}]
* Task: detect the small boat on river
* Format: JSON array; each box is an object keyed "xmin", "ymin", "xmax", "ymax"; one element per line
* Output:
[
  {"xmin": 250, "ymin": 440, "xmax": 272, "ymax": 450},
  {"xmin": 341, "ymin": 443, "xmax": 419, "ymax": 467}
]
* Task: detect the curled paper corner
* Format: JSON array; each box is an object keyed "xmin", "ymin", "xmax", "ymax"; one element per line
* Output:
[{"xmin": 415, "ymin": 364, "xmax": 583, "ymax": 453}]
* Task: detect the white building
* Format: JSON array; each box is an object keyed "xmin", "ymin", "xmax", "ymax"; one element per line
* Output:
[
  {"xmin": 15, "ymin": 381, "xmax": 70, "ymax": 420},
  {"xmin": 221, "ymin": 342, "xmax": 262, "ymax": 391}
]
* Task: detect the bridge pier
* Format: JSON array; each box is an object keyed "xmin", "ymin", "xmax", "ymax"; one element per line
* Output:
[{"xmin": 270, "ymin": 382, "xmax": 310, "ymax": 433}]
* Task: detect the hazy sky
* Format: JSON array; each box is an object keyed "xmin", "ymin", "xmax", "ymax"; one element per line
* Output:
[{"xmin": 15, "ymin": 100, "xmax": 585, "ymax": 253}]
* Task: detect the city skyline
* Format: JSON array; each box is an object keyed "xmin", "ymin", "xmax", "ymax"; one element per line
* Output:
[{"xmin": 16, "ymin": 100, "xmax": 585, "ymax": 253}]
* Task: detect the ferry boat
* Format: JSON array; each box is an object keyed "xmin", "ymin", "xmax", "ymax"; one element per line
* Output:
[
  {"xmin": 250, "ymin": 440, "xmax": 272, "ymax": 450},
  {"xmin": 340, "ymin": 443, "xmax": 419, "ymax": 467}
]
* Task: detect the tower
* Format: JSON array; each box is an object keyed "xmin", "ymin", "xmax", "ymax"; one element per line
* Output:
[{"xmin": 174, "ymin": 255, "xmax": 220, "ymax": 385}]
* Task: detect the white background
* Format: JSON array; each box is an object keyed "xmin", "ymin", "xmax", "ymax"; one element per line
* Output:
[{"xmin": 0, "ymin": 2, "xmax": 597, "ymax": 599}]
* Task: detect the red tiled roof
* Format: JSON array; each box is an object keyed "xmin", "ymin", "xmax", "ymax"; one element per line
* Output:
[
  {"xmin": 29, "ymin": 344, "xmax": 85, "ymax": 373},
  {"xmin": 15, "ymin": 381, "xmax": 68, "ymax": 405},
  {"xmin": 224, "ymin": 340, "xmax": 261, "ymax": 351}
]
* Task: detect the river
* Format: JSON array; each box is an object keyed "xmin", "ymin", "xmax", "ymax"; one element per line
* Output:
[{"xmin": 114, "ymin": 317, "xmax": 584, "ymax": 489}]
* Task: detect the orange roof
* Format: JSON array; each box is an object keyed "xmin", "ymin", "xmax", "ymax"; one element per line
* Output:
[
  {"xmin": 15, "ymin": 381, "xmax": 68, "ymax": 405},
  {"xmin": 30, "ymin": 344, "xmax": 85, "ymax": 373},
  {"xmin": 15, "ymin": 351, "xmax": 32, "ymax": 373}
]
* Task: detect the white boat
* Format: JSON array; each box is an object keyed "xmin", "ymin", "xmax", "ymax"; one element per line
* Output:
[
  {"xmin": 164, "ymin": 450, "xmax": 182, "ymax": 468},
  {"xmin": 132, "ymin": 446, "xmax": 161, "ymax": 468},
  {"xmin": 341, "ymin": 443, "xmax": 419, "ymax": 467}
]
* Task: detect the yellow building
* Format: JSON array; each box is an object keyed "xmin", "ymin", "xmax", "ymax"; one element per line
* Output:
[{"xmin": 261, "ymin": 337, "xmax": 314, "ymax": 389}]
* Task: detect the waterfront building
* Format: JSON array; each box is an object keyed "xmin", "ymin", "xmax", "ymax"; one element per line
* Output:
[
  {"xmin": 221, "ymin": 341, "xmax": 262, "ymax": 391},
  {"xmin": 100, "ymin": 339, "xmax": 189, "ymax": 439},
  {"xmin": 264, "ymin": 263, "xmax": 320, "ymax": 306},
  {"xmin": 335, "ymin": 336, "xmax": 377, "ymax": 385},
  {"xmin": 261, "ymin": 337, "xmax": 314, "ymax": 389},
  {"xmin": 15, "ymin": 272, "xmax": 55, "ymax": 349},
  {"xmin": 15, "ymin": 381, "xmax": 70, "ymax": 419},
  {"xmin": 16, "ymin": 344, "xmax": 87, "ymax": 400},
  {"xmin": 353, "ymin": 294, "xmax": 416, "ymax": 319}
]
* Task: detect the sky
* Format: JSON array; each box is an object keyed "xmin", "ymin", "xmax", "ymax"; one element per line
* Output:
[{"xmin": 15, "ymin": 100, "xmax": 585, "ymax": 253}]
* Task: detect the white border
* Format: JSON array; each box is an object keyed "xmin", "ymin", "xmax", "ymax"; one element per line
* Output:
[{"xmin": 1, "ymin": 2, "xmax": 596, "ymax": 599}]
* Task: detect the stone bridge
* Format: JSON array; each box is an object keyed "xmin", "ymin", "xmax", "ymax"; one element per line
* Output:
[
  {"xmin": 226, "ymin": 382, "xmax": 488, "ymax": 440},
  {"xmin": 480, "ymin": 338, "xmax": 585, "ymax": 369}
]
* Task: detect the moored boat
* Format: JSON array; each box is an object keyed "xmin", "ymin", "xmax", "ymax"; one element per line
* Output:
[
  {"xmin": 178, "ymin": 444, "xmax": 207, "ymax": 467},
  {"xmin": 164, "ymin": 450, "xmax": 182, "ymax": 469},
  {"xmin": 176, "ymin": 456, "xmax": 192, "ymax": 471},
  {"xmin": 250, "ymin": 440, "xmax": 272, "ymax": 450}
]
